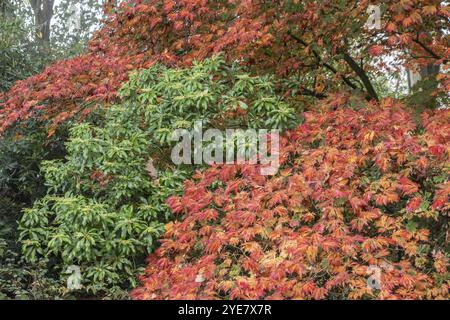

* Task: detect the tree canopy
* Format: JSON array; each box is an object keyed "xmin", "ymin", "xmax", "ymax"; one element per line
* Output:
[{"xmin": 1, "ymin": 0, "xmax": 448, "ymax": 134}]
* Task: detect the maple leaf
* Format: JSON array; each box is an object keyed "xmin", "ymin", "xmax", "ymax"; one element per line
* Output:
[
  {"xmin": 406, "ymin": 196, "xmax": 422, "ymax": 213},
  {"xmin": 423, "ymin": 5, "xmax": 438, "ymax": 15},
  {"xmin": 398, "ymin": 177, "xmax": 419, "ymax": 195},
  {"xmin": 368, "ymin": 45, "xmax": 384, "ymax": 57},
  {"xmin": 429, "ymin": 145, "xmax": 446, "ymax": 157},
  {"xmin": 385, "ymin": 22, "xmax": 397, "ymax": 33}
]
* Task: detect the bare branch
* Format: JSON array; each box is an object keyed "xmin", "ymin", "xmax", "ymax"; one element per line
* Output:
[{"xmin": 341, "ymin": 52, "xmax": 379, "ymax": 101}]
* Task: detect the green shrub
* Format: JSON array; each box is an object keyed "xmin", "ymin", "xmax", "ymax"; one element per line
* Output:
[
  {"xmin": 19, "ymin": 56, "xmax": 299, "ymax": 297},
  {"xmin": 0, "ymin": 121, "xmax": 66, "ymax": 245},
  {"xmin": 0, "ymin": 122, "xmax": 66, "ymax": 300}
]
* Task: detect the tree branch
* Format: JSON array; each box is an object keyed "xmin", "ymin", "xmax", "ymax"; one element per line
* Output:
[
  {"xmin": 287, "ymin": 31, "xmax": 362, "ymax": 94},
  {"xmin": 299, "ymin": 86, "xmax": 327, "ymax": 99},
  {"xmin": 413, "ymin": 37, "xmax": 447, "ymax": 63},
  {"xmin": 341, "ymin": 52, "xmax": 379, "ymax": 101}
]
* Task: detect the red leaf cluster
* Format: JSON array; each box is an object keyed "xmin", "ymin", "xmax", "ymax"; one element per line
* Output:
[
  {"xmin": 132, "ymin": 98, "xmax": 449, "ymax": 300},
  {"xmin": 1, "ymin": 0, "xmax": 448, "ymax": 133}
]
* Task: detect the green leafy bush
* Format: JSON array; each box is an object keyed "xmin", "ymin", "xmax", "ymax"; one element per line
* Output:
[
  {"xmin": 119, "ymin": 55, "xmax": 299, "ymax": 139},
  {"xmin": 19, "ymin": 56, "xmax": 298, "ymax": 297},
  {"xmin": 0, "ymin": 122, "xmax": 67, "ymax": 300},
  {"xmin": 0, "ymin": 122, "xmax": 65, "ymax": 244}
]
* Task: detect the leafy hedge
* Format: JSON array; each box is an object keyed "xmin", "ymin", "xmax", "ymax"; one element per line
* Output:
[{"xmin": 132, "ymin": 98, "xmax": 449, "ymax": 300}]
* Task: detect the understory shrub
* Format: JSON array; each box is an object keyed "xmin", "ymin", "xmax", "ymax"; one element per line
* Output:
[
  {"xmin": 132, "ymin": 97, "xmax": 449, "ymax": 300},
  {"xmin": 19, "ymin": 56, "xmax": 299, "ymax": 297},
  {"xmin": 0, "ymin": 239, "xmax": 62, "ymax": 300},
  {"xmin": 0, "ymin": 121, "xmax": 66, "ymax": 299},
  {"xmin": 0, "ymin": 122, "xmax": 66, "ymax": 219}
]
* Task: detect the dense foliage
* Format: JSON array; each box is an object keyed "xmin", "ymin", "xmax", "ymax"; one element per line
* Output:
[
  {"xmin": 0, "ymin": 0, "xmax": 448, "ymax": 301},
  {"xmin": 18, "ymin": 57, "xmax": 296, "ymax": 297},
  {"xmin": 1, "ymin": 0, "xmax": 448, "ymax": 133},
  {"xmin": 0, "ymin": 0, "xmax": 117, "ymax": 299},
  {"xmin": 0, "ymin": 122, "xmax": 66, "ymax": 299},
  {"xmin": 132, "ymin": 98, "xmax": 449, "ymax": 300},
  {"xmin": 0, "ymin": 238, "xmax": 61, "ymax": 299}
]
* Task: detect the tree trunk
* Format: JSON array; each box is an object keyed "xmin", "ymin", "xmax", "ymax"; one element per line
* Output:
[
  {"xmin": 1, "ymin": 0, "xmax": 10, "ymax": 15},
  {"xmin": 29, "ymin": 0, "xmax": 55, "ymax": 45}
]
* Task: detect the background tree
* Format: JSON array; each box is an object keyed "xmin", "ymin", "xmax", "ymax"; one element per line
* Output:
[
  {"xmin": 51, "ymin": 0, "xmax": 104, "ymax": 57},
  {"xmin": 0, "ymin": 0, "xmax": 8, "ymax": 14},
  {"xmin": 29, "ymin": 0, "xmax": 55, "ymax": 46},
  {"xmin": 0, "ymin": 0, "xmax": 41, "ymax": 91}
]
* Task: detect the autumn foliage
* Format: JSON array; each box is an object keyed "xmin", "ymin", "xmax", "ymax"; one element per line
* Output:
[
  {"xmin": 1, "ymin": 0, "xmax": 449, "ymax": 133},
  {"xmin": 131, "ymin": 98, "xmax": 449, "ymax": 300},
  {"xmin": 0, "ymin": 0, "xmax": 448, "ymax": 301}
]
